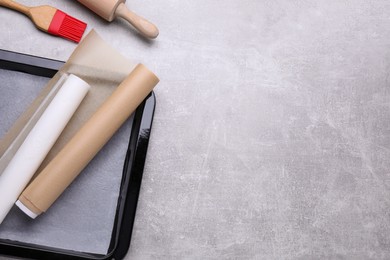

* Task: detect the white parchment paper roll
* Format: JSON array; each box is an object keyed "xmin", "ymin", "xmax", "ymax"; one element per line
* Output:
[{"xmin": 0, "ymin": 74, "xmax": 90, "ymax": 224}]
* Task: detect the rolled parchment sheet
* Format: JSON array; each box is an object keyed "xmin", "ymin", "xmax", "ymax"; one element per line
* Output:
[
  {"xmin": 17, "ymin": 64, "xmax": 159, "ymax": 218},
  {"xmin": 0, "ymin": 74, "xmax": 90, "ymax": 224},
  {"xmin": 0, "ymin": 74, "xmax": 68, "ymax": 175}
]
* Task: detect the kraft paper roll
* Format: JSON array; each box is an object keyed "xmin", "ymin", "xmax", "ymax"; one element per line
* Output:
[
  {"xmin": 17, "ymin": 64, "xmax": 159, "ymax": 218},
  {"xmin": 0, "ymin": 74, "xmax": 90, "ymax": 224}
]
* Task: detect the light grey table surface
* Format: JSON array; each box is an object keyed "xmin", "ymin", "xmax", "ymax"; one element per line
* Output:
[{"xmin": 1, "ymin": 0, "xmax": 390, "ymax": 259}]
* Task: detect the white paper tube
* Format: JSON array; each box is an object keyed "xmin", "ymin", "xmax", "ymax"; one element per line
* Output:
[
  {"xmin": 0, "ymin": 74, "xmax": 90, "ymax": 224},
  {"xmin": 0, "ymin": 74, "xmax": 68, "ymax": 175}
]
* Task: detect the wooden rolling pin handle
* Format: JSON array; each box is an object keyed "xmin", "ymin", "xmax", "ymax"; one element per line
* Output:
[
  {"xmin": 115, "ymin": 3, "xmax": 159, "ymax": 39},
  {"xmin": 0, "ymin": 0, "xmax": 29, "ymax": 15}
]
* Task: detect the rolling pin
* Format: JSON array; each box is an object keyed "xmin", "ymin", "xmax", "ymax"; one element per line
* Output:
[{"xmin": 77, "ymin": 0, "xmax": 159, "ymax": 39}]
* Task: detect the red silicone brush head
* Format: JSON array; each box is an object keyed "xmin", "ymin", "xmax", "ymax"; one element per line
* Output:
[{"xmin": 48, "ymin": 10, "xmax": 87, "ymax": 43}]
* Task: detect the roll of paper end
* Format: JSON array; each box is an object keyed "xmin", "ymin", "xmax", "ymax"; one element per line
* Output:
[
  {"xmin": 17, "ymin": 64, "xmax": 159, "ymax": 218},
  {"xmin": 0, "ymin": 74, "xmax": 90, "ymax": 224}
]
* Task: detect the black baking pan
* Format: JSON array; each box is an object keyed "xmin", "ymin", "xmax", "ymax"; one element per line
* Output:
[{"xmin": 0, "ymin": 49, "xmax": 155, "ymax": 260}]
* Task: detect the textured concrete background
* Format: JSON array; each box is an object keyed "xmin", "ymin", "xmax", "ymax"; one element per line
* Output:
[{"xmin": 1, "ymin": 0, "xmax": 390, "ymax": 259}]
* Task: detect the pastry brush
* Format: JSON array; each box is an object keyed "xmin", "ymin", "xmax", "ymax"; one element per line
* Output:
[{"xmin": 0, "ymin": 0, "xmax": 87, "ymax": 43}]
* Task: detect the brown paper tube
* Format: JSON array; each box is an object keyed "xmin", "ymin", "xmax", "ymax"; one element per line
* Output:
[{"xmin": 17, "ymin": 64, "xmax": 159, "ymax": 218}]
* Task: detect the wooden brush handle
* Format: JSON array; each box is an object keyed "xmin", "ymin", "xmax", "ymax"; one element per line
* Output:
[
  {"xmin": 115, "ymin": 3, "xmax": 159, "ymax": 39},
  {"xmin": 0, "ymin": 0, "xmax": 29, "ymax": 15}
]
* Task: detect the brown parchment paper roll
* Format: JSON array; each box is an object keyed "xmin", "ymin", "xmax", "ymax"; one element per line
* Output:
[
  {"xmin": 18, "ymin": 64, "xmax": 159, "ymax": 216},
  {"xmin": 0, "ymin": 30, "xmax": 136, "ymax": 176}
]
